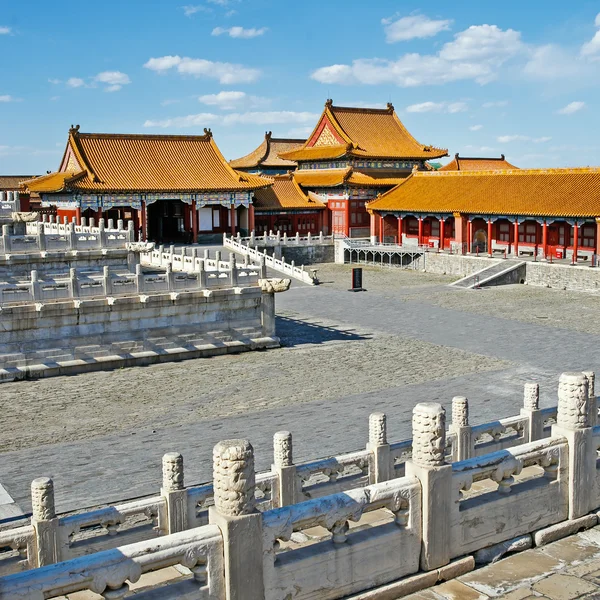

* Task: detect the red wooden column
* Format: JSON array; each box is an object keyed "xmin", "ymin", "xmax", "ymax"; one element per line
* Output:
[
  {"xmin": 439, "ymin": 217, "xmax": 445, "ymax": 251},
  {"xmin": 230, "ymin": 204, "xmax": 236, "ymax": 235},
  {"xmin": 513, "ymin": 221, "xmax": 519, "ymax": 257},
  {"xmin": 397, "ymin": 216, "xmax": 403, "ymax": 246},
  {"xmin": 370, "ymin": 212, "xmax": 377, "ymax": 243},
  {"xmin": 75, "ymin": 207, "xmax": 82, "ymax": 226},
  {"xmin": 248, "ymin": 203, "xmax": 255, "ymax": 234},
  {"xmin": 345, "ymin": 199, "xmax": 351, "ymax": 237},
  {"xmin": 487, "ymin": 220, "xmax": 493, "ymax": 256},
  {"xmin": 97, "ymin": 207, "xmax": 103, "ymax": 222},
  {"xmin": 191, "ymin": 199, "xmax": 198, "ymax": 242},
  {"xmin": 467, "ymin": 219, "xmax": 472, "ymax": 253},
  {"xmin": 379, "ymin": 215, "xmax": 384, "ymax": 243},
  {"xmin": 542, "ymin": 220, "xmax": 548, "ymax": 259},
  {"xmin": 573, "ymin": 221, "xmax": 579, "ymax": 263},
  {"xmin": 418, "ymin": 217, "xmax": 423, "ymax": 246}
]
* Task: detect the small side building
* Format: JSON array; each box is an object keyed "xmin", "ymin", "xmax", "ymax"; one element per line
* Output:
[
  {"xmin": 23, "ymin": 126, "xmax": 271, "ymax": 243},
  {"xmin": 439, "ymin": 153, "xmax": 518, "ymax": 171},
  {"xmin": 0, "ymin": 175, "xmax": 40, "ymax": 215},
  {"xmin": 230, "ymin": 132, "xmax": 304, "ymax": 176},
  {"xmin": 252, "ymin": 173, "xmax": 326, "ymax": 234},
  {"xmin": 367, "ymin": 167, "xmax": 600, "ymax": 261}
]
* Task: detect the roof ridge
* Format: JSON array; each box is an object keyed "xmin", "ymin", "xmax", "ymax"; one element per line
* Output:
[
  {"xmin": 75, "ymin": 132, "xmax": 214, "ymax": 141},
  {"xmin": 418, "ymin": 167, "xmax": 600, "ymax": 177}
]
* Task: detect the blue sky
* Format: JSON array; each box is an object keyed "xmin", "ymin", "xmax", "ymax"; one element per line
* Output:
[{"xmin": 2, "ymin": 0, "xmax": 600, "ymax": 174}]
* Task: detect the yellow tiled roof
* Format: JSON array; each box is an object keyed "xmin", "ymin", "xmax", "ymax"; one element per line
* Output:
[
  {"xmin": 230, "ymin": 132, "xmax": 304, "ymax": 169},
  {"xmin": 346, "ymin": 171, "xmax": 409, "ymax": 187},
  {"xmin": 253, "ymin": 174, "xmax": 326, "ymax": 210},
  {"xmin": 279, "ymin": 144, "xmax": 352, "ymax": 162},
  {"xmin": 1, "ymin": 175, "xmax": 40, "ymax": 190},
  {"xmin": 22, "ymin": 171, "xmax": 86, "ymax": 193},
  {"xmin": 368, "ymin": 168, "xmax": 600, "ymax": 218},
  {"xmin": 293, "ymin": 168, "xmax": 351, "ymax": 188},
  {"xmin": 439, "ymin": 154, "xmax": 519, "ymax": 171},
  {"xmin": 280, "ymin": 102, "xmax": 448, "ymax": 162},
  {"xmin": 36, "ymin": 129, "xmax": 273, "ymax": 193}
]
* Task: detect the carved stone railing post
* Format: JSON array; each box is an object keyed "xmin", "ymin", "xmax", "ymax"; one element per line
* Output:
[
  {"xmin": 209, "ymin": 439, "xmax": 264, "ymax": 600},
  {"xmin": 30, "ymin": 270, "xmax": 40, "ymax": 302},
  {"xmin": 135, "ymin": 264, "xmax": 144, "ymax": 293},
  {"xmin": 229, "ymin": 253, "xmax": 238, "ymax": 286},
  {"xmin": 67, "ymin": 222, "xmax": 76, "ymax": 251},
  {"xmin": 103, "ymin": 266, "xmax": 112, "ymax": 296},
  {"xmin": 127, "ymin": 220, "xmax": 135, "ymax": 242},
  {"xmin": 552, "ymin": 372, "xmax": 595, "ymax": 519},
  {"xmin": 37, "ymin": 223, "xmax": 46, "ymax": 251},
  {"xmin": 521, "ymin": 383, "xmax": 544, "ymax": 442},
  {"xmin": 405, "ymin": 402, "xmax": 451, "ymax": 571},
  {"xmin": 165, "ymin": 263, "xmax": 174, "ymax": 291},
  {"xmin": 98, "ymin": 219, "xmax": 106, "ymax": 248},
  {"xmin": 2, "ymin": 224, "xmax": 11, "ymax": 252},
  {"xmin": 69, "ymin": 268, "xmax": 79, "ymax": 299},
  {"xmin": 449, "ymin": 396, "xmax": 472, "ymax": 461},
  {"xmin": 366, "ymin": 412, "xmax": 391, "ymax": 483},
  {"xmin": 272, "ymin": 431, "xmax": 296, "ymax": 507},
  {"xmin": 583, "ymin": 371, "xmax": 597, "ymax": 427},
  {"xmin": 31, "ymin": 477, "xmax": 60, "ymax": 567},
  {"xmin": 160, "ymin": 452, "xmax": 187, "ymax": 535}
]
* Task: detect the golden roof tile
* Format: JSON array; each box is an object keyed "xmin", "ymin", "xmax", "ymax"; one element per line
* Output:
[
  {"xmin": 230, "ymin": 132, "xmax": 305, "ymax": 169},
  {"xmin": 367, "ymin": 168, "xmax": 600, "ymax": 218},
  {"xmin": 22, "ymin": 171, "xmax": 86, "ymax": 193},
  {"xmin": 253, "ymin": 174, "xmax": 326, "ymax": 210},
  {"xmin": 439, "ymin": 153, "xmax": 519, "ymax": 171},
  {"xmin": 280, "ymin": 101, "xmax": 448, "ymax": 161},
  {"xmin": 293, "ymin": 168, "xmax": 351, "ymax": 188},
  {"xmin": 38, "ymin": 128, "xmax": 273, "ymax": 193}
]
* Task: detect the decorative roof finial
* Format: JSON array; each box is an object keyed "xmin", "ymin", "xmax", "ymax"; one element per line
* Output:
[
  {"xmin": 203, "ymin": 128, "xmax": 213, "ymax": 138},
  {"xmin": 69, "ymin": 124, "xmax": 80, "ymax": 135},
  {"xmin": 386, "ymin": 102, "xmax": 394, "ymax": 112},
  {"xmin": 325, "ymin": 99, "xmax": 333, "ymax": 108},
  {"xmin": 455, "ymin": 153, "xmax": 459, "ymax": 159},
  {"xmin": 501, "ymin": 154, "xmax": 505, "ymax": 160},
  {"xmin": 265, "ymin": 131, "xmax": 272, "ymax": 140}
]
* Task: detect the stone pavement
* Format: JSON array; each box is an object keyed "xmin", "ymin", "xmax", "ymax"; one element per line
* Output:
[
  {"xmin": 2, "ymin": 264, "xmax": 600, "ymax": 515},
  {"xmin": 405, "ymin": 525, "xmax": 600, "ymax": 599}
]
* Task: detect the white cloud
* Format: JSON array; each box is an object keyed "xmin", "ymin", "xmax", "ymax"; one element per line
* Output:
[
  {"xmin": 382, "ymin": 14, "xmax": 452, "ymax": 43},
  {"xmin": 463, "ymin": 144, "xmax": 496, "ymax": 152},
  {"xmin": 0, "ymin": 26, "xmax": 11, "ymax": 35},
  {"xmin": 312, "ymin": 24, "xmax": 523, "ymax": 87},
  {"xmin": 482, "ymin": 100, "xmax": 508, "ymax": 108},
  {"xmin": 198, "ymin": 90, "xmax": 269, "ymax": 110},
  {"xmin": 94, "ymin": 71, "xmax": 131, "ymax": 92},
  {"xmin": 497, "ymin": 135, "xmax": 551, "ymax": 143},
  {"xmin": 524, "ymin": 44, "xmax": 591, "ymax": 80},
  {"xmin": 0, "ymin": 95, "xmax": 16, "ymax": 102},
  {"xmin": 66, "ymin": 77, "xmax": 85, "ymax": 88},
  {"xmin": 557, "ymin": 101, "xmax": 585, "ymax": 115},
  {"xmin": 581, "ymin": 14, "xmax": 600, "ymax": 59},
  {"xmin": 48, "ymin": 78, "xmax": 62, "ymax": 85},
  {"xmin": 144, "ymin": 55, "xmax": 260, "ymax": 84},
  {"xmin": 144, "ymin": 110, "xmax": 319, "ymax": 128},
  {"xmin": 405, "ymin": 101, "xmax": 467, "ymax": 113},
  {"xmin": 469, "ymin": 124, "xmax": 483, "ymax": 131},
  {"xmin": 225, "ymin": 9, "xmax": 236, "ymax": 17},
  {"xmin": 286, "ymin": 126, "xmax": 312, "ymax": 137},
  {"xmin": 211, "ymin": 26, "xmax": 268, "ymax": 38},
  {"xmin": 182, "ymin": 5, "xmax": 211, "ymax": 16}
]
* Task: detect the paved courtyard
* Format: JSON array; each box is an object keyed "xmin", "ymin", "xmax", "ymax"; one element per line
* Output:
[{"xmin": 2, "ymin": 262, "xmax": 600, "ymax": 514}]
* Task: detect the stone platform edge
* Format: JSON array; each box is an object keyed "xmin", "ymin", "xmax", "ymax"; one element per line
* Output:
[{"xmin": 0, "ymin": 335, "xmax": 280, "ymax": 382}]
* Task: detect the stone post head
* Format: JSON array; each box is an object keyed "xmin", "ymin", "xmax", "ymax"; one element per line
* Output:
[
  {"xmin": 451, "ymin": 396, "xmax": 469, "ymax": 427},
  {"xmin": 31, "ymin": 477, "xmax": 55, "ymax": 521},
  {"xmin": 162, "ymin": 452, "xmax": 184, "ymax": 492},
  {"xmin": 583, "ymin": 371, "xmax": 595, "ymax": 401},
  {"xmin": 213, "ymin": 439, "xmax": 256, "ymax": 517},
  {"xmin": 369, "ymin": 412, "xmax": 387, "ymax": 446},
  {"xmin": 524, "ymin": 383, "xmax": 539, "ymax": 411},
  {"xmin": 273, "ymin": 431, "xmax": 293, "ymax": 468},
  {"xmin": 412, "ymin": 403, "xmax": 446, "ymax": 467},
  {"xmin": 557, "ymin": 372, "xmax": 590, "ymax": 429}
]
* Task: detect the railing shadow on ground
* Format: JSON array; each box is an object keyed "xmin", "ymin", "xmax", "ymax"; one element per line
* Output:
[{"xmin": 275, "ymin": 315, "xmax": 371, "ymax": 347}]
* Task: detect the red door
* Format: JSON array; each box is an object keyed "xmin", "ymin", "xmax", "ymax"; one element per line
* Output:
[
  {"xmin": 547, "ymin": 226, "xmax": 559, "ymax": 257},
  {"xmin": 332, "ymin": 210, "xmax": 345, "ymax": 235}
]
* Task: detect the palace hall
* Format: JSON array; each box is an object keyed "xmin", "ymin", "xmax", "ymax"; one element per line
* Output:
[
  {"xmin": 23, "ymin": 126, "xmax": 271, "ymax": 243},
  {"xmin": 367, "ymin": 167, "xmax": 600, "ymax": 261},
  {"xmin": 276, "ymin": 100, "xmax": 448, "ymax": 237},
  {"xmin": 229, "ymin": 132, "xmax": 304, "ymax": 176}
]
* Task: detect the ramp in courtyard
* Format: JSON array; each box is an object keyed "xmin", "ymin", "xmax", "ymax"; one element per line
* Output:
[{"xmin": 450, "ymin": 259, "xmax": 526, "ymax": 289}]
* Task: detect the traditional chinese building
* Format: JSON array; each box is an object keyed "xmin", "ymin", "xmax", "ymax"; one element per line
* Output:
[
  {"xmin": 439, "ymin": 153, "xmax": 518, "ymax": 171},
  {"xmin": 367, "ymin": 168, "xmax": 600, "ymax": 261},
  {"xmin": 230, "ymin": 132, "xmax": 304, "ymax": 176},
  {"xmin": 252, "ymin": 173, "xmax": 326, "ymax": 234},
  {"xmin": 278, "ymin": 100, "xmax": 448, "ymax": 237},
  {"xmin": 0, "ymin": 176, "xmax": 40, "ymax": 214},
  {"xmin": 23, "ymin": 126, "xmax": 271, "ymax": 242}
]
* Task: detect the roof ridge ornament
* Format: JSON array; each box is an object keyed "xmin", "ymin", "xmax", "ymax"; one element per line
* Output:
[
  {"xmin": 203, "ymin": 128, "xmax": 213, "ymax": 138},
  {"xmin": 325, "ymin": 98, "xmax": 333, "ymax": 108},
  {"xmin": 69, "ymin": 124, "xmax": 80, "ymax": 136},
  {"xmin": 265, "ymin": 131, "xmax": 272, "ymax": 140},
  {"xmin": 386, "ymin": 102, "xmax": 394, "ymax": 113}
]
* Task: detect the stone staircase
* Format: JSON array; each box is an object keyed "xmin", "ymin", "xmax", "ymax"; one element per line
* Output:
[{"xmin": 450, "ymin": 260, "xmax": 526, "ymax": 289}]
